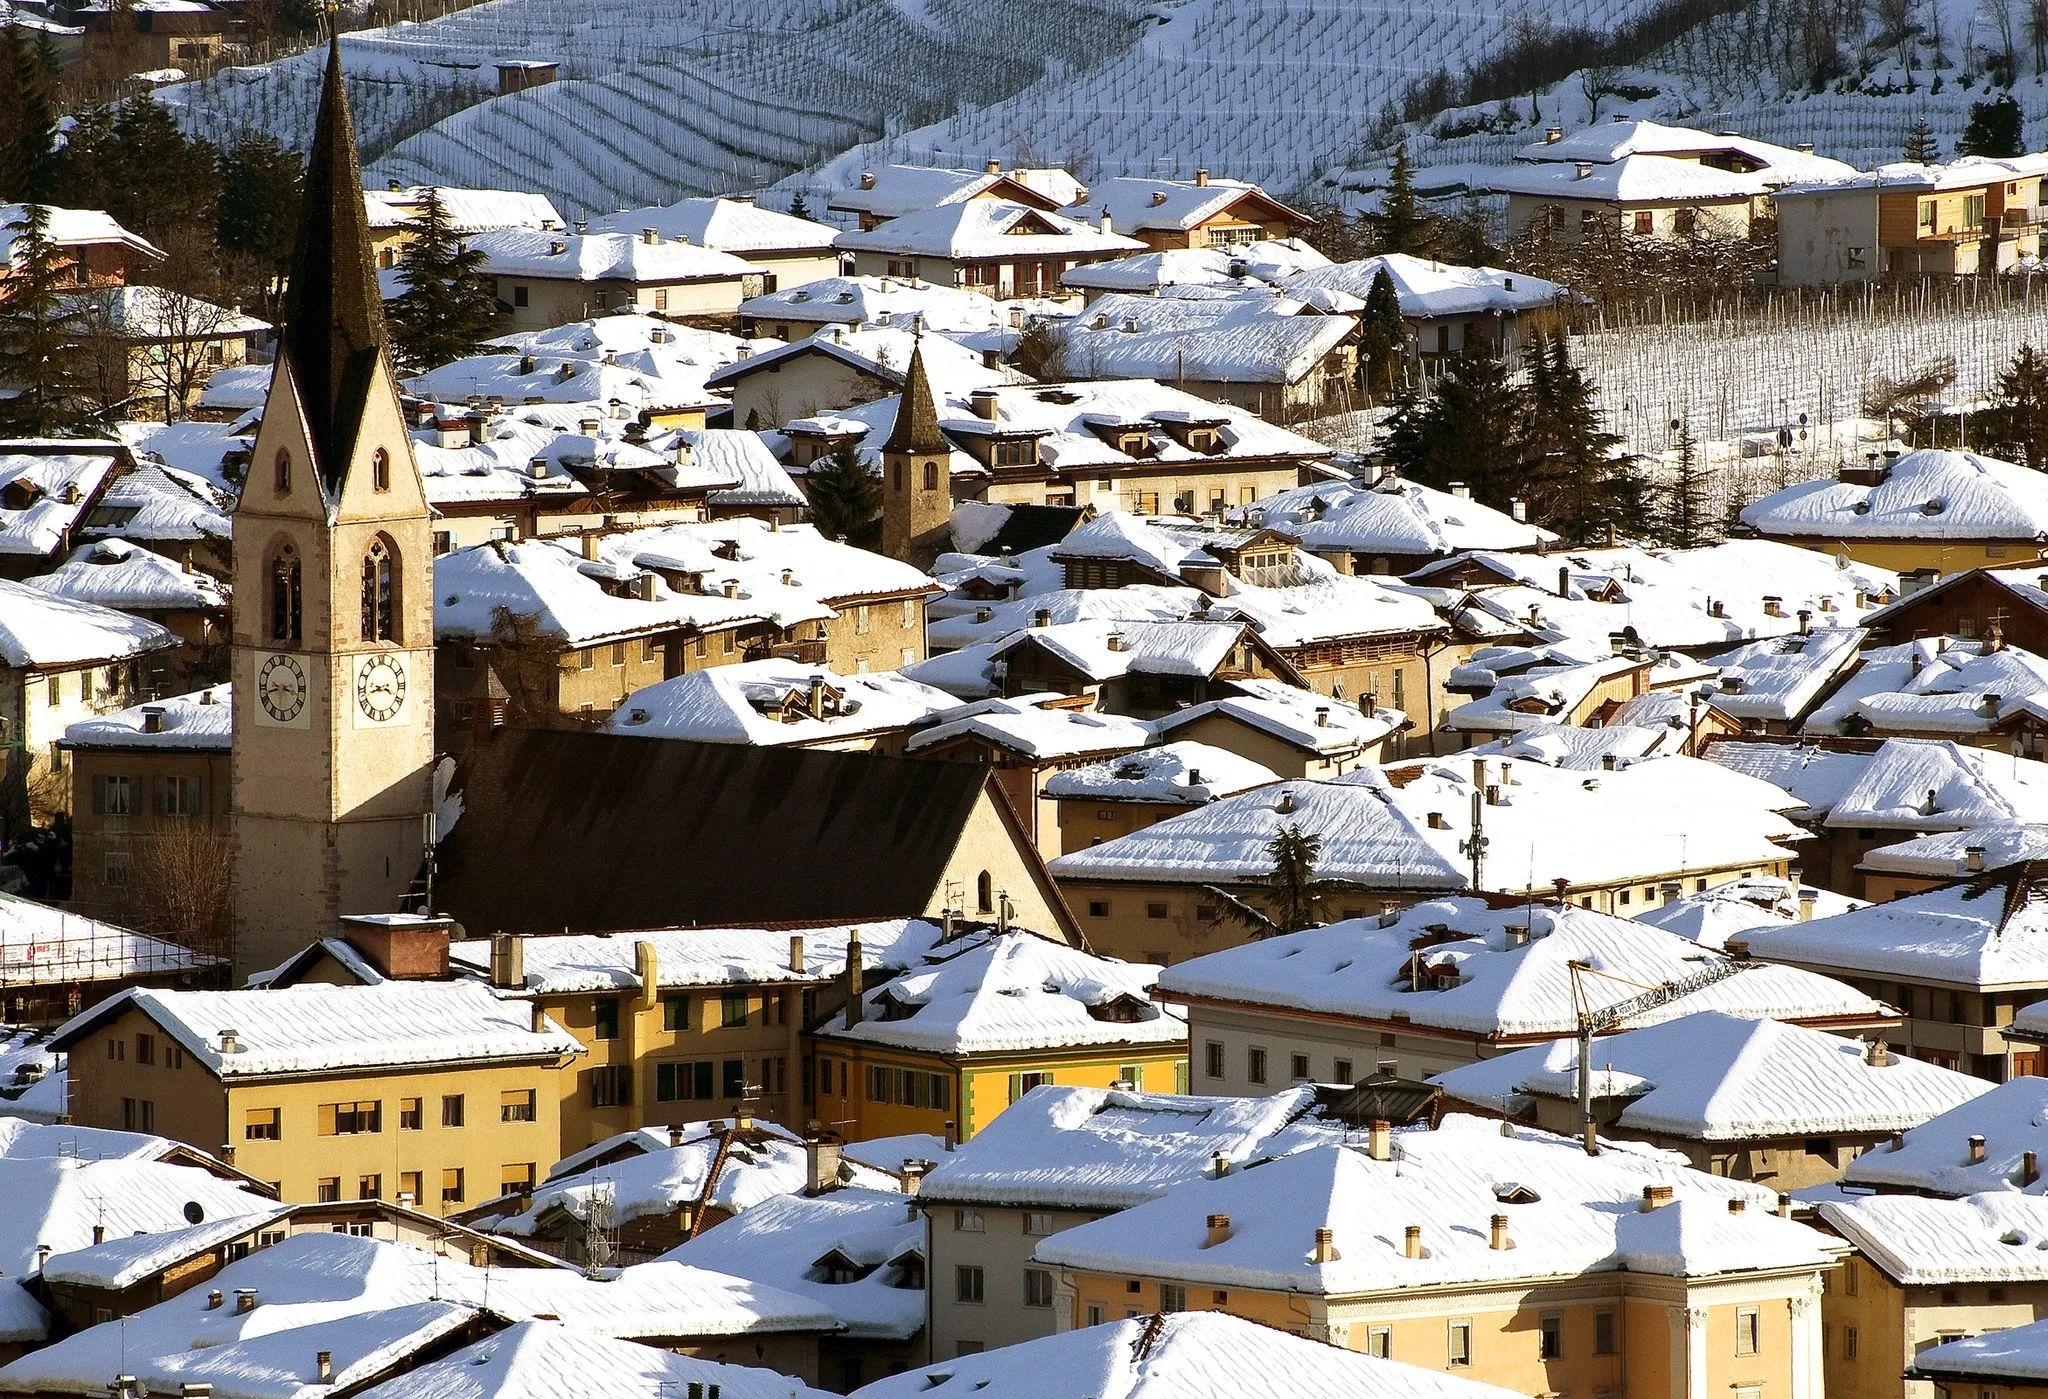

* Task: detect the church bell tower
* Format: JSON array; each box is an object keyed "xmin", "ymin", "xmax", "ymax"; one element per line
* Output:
[
  {"xmin": 229, "ymin": 34, "xmax": 435, "ymax": 978},
  {"xmin": 880, "ymin": 337, "xmax": 954, "ymax": 568}
]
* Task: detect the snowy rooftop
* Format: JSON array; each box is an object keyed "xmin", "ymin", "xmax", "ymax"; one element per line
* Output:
[
  {"xmin": 836, "ymin": 200, "xmax": 1143, "ymax": 260},
  {"xmin": 657, "ymin": 1187, "xmax": 923, "ymax": 1341},
  {"xmin": 1431, "ymin": 1010, "xmax": 1986, "ymax": 1140},
  {"xmin": 926, "ymin": 579, "xmax": 1201, "ymax": 653},
  {"xmin": 1151, "ymin": 897, "xmax": 1889, "ymax": 1040},
  {"xmin": 0, "ymin": 204, "xmax": 162, "ymax": 266},
  {"xmin": 1074, "ymin": 176, "xmax": 1300, "ymax": 237},
  {"xmin": 1740, "ymin": 449, "xmax": 2048, "ymax": 540},
  {"xmin": 606, "ymin": 196, "xmax": 838, "ymax": 253},
  {"xmin": 1042, "ymin": 741, "xmax": 1279, "ymax": 804},
  {"xmin": 356, "ymin": 1319, "xmax": 829, "ymax": 1399},
  {"xmin": 917, "ymin": 1084, "xmax": 1346, "ymax": 1210},
  {"xmin": 96, "ymin": 443, "xmax": 238, "ymax": 527},
  {"xmin": 1515, "ymin": 120, "xmax": 1859, "ymax": 183},
  {"xmin": 743, "ymin": 274, "xmax": 1058, "ymax": 334},
  {"xmin": 1441, "ymin": 654, "xmax": 1649, "ymax": 734},
  {"xmin": 1863, "ymin": 821, "xmax": 2048, "ymax": 878},
  {"xmin": 1842, "ymin": 1076, "xmax": 2048, "ymax": 1197},
  {"xmin": 1060, "ymin": 239, "xmax": 1328, "ymax": 293},
  {"xmin": 1705, "ymin": 737, "xmax": 2048, "ymax": 831},
  {"xmin": 1033, "ymin": 1118, "xmax": 1840, "ymax": 1293},
  {"xmin": 1148, "ymin": 676, "xmax": 1403, "ymax": 755},
  {"xmin": 1776, "ymin": 152, "xmax": 2048, "ymax": 196},
  {"xmin": 1056, "ymin": 292, "xmax": 1355, "ymax": 386},
  {"xmin": 1634, "ymin": 875, "xmax": 1866, "ymax": 951},
  {"xmin": 363, "ymin": 186, "xmax": 564, "ymax": 235},
  {"xmin": 1915, "ymin": 1318, "xmax": 2048, "ymax": 1384},
  {"xmin": 1244, "ymin": 475, "xmax": 1553, "ymax": 556},
  {"xmin": 705, "ymin": 322, "xmax": 1002, "ymax": 393},
  {"xmin": 1802, "ymin": 636, "xmax": 2048, "ymax": 738},
  {"xmin": 0, "ymin": 575, "xmax": 175, "ymax": 669},
  {"xmin": 829, "ymin": 165, "xmax": 1077, "ymax": 220},
  {"xmin": 27, "ymin": 538, "xmax": 224, "ymax": 612},
  {"xmin": 1739, "ymin": 864, "xmax": 2048, "ymax": 989},
  {"xmin": 1282, "ymin": 252, "xmax": 1568, "ymax": 320},
  {"xmin": 446, "ymin": 918, "xmax": 948, "ymax": 995},
  {"xmin": 901, "ymin": 693, "xmax": 1154, "ymax": 757},
  {"xmin": 856, "ymin": 1310, "xmax": 1530, "ymax": 1399},
  {"xmin": 819, "ymin": 929, "xmax": 1185, "ymax": 1056},
  {"xmin": 54, "ymin": 982, "xmax": 583, "ymax": 1079},
  {"xmin": 0, "ymin": 440, "xmax": 127, "ymax": 558},
  {"xmin": 0, "ymin": 890, "xmax": 220, "ymax": 982},
  {"xmin": 1823, "ymin": 1192, "xmax": 2048, "ymax": 1289},
  {"xmin": 466, "ymin": 228, "xmax": 755, "ymax": 283},
  {"xmin": 1488, "ymin": 152, "xmax": 1771, "ymax": 201},
  {"xmin": 1702, "ymin": 628, "xmax": 1867, "ymax": 723},
  {"xmin": 604, "ymin": 661, "xmax": 956, "ymax": 746},
  {"xmin": 486, "ymin": 1122, "xmax": 899, "ymax": 1237},
  {"xmin": 1050, "ymin": 754, "xmax": 1805, "ymax": 894},
  {"xmin": 64, "ymin": 684, "xmax": 230, "ymax": 751}
]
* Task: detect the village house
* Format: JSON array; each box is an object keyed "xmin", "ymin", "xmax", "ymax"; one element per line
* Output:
[
  {"xmin": 709, "ymin": 324, "xmax": 1003, "ymax": 431},
  {"xmin": 69, "ymin": 285, "xmax": 270, "ymax": 419},
  {"xmin": 468, "ymin": 227, "xmax": 762, "ymax": 331},
  {"xmin": 1042, "ymin": 741, "xmax": 1279, "ymax": 855},
  {"xmin": 435, "ymin": 730, "xmax": 1079, "ymax": 942},
  {"xmin": 1703, "ymin": 736, "xmax": 2048, "ymax": 897},
  {"xmin": 1145, "ymin": 678, "xmax": 1405, "ymax": 774},
  {"xmin": 1152, "ymin": 894, "xmax": 1891, "ymax": 1087},
  {"xmin": 836, "ymin": 199, "xmax": 1144, "ymax": 298},
  {"xmin": 0, "ymin": 204, "xmax": 162, "ymax": 291},
  {"xmin": 1863, "ymin": 562, "xmax": 2048, "ymax": 652},
  {"xmin": 29, "ymin": 538, "xmax": 225, "ymax": 690},
  {"xmin": 0, "ymin": 890, "xmax": 221, "ymax": 1027},
  {"xmin": 1775, "ymin": 154, "xmax": 2048, "ymax": 283},
  {"xmin": 1280, "ymin": 253, "xmax": 1572, "ymax": 360},
  {"xmin": 1835, "ymin": 1072, "xmax": 2048, "ymax": 1197},
  {"xmin": 1438, "ymin": 651, "xmax": 1669, "ymax": 746},
  {"xmin": 1058, "ymin": 239, "xmax": 1331, "ymax": 302},
  {"xmin": 1245, "ymin": 470, "xmax": 1555, "ymax": 576},
  {"xmin": 1050, "ymin": 291, "xmax": 1358, "ymax": 420},
  {"xmin": 1049, "ymin": 753, "xmax": 1812, "ymax": 964},
  {"xmin": 362, "ymin": 184, "xmax": 565, "ymax": 265},
  {"xmin": 740, "ymin": 273, "xmax": 1049, "ymax": 345},
  {"xmin": 607, "ymin": 196, "xmax": 842, "ymax": 291},
  {"xmin": 1859, "ymin": 822, "xmax": 2048, "ymax": 897},
  {"xmin": 0, "ymin": 440, "xmax": 145, "ymax": 577},
  {"xmin": 862, "ymin": 1311, "xmax": 1536, "ymax": 1399},
  {"xmin": 605, "ymin": 660, "xmax": 957, "ymax": 753},
  {"xmin": 1069, "ymin": 173, "xmax": 1311, "ymax": 252},
  {"xmin": 810, "ymin": 927, "xmax": 1186, "ymax": 1144},
  {"xmin": 663, "ymin": 1181, "xmax": 926, "ymax": 1391},
  {"xmin": 912, "ymin": 1083, "xmax": 1362, "ymax": 1359},
  {"xmin": 51, "ymin": 976, "xmax": 585, "ymax": 1213},
  {"xmin": 1032, "ymin": 1116, "xmax": 1845, "ymax": 1394},
  {"xmin": 1734, "ymin": 860, "xmax": 2048, "ymax": 1079},
  {"xmin": 1912, "ymin": 1318, "xmax": 2048, "ymax": 1399},
  {"xmin": 1737, "ymin": 449, "xmax": 2048, "ymax": 580},
  {"xmin": 1796, "ymin": 634, "xmax": 2048, "ymax": 755},
  {"xmin": 828, "ymin": 163, "xmax": 1084, "ymax": 232},
  {"xmin": 1432, "ymin": 1009, "xmax": 1986, "ymax": 1187},
  {"xmin": 61, "ymin": 684, "xmax": 230, "ymax": 931},
  {"xmin": 1701, "ymin": 627, "xmax": 1870, "ymax": 733}
]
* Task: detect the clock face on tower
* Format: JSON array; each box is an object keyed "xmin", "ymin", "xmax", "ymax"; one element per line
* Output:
[
  {"xmin": 254, "ymin": 653, "xmax": 309, "ymax": 727},
  {"xmin": 355, "ymin": 654, "xmax": 408, "ymax": 726}
]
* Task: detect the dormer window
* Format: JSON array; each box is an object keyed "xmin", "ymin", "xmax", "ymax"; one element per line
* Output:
[
  {"xmin": 992, "ymin": 439, "xmax": 1037, "ymax": 467},
  {"xmin": 1187, "ymin": 429, "xmax": 1215, "ymax": 450}
]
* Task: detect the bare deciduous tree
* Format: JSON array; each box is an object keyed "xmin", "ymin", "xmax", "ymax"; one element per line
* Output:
[{"xmin": 127, "ymin": 822, "xmax": 233, "ymax": 963}]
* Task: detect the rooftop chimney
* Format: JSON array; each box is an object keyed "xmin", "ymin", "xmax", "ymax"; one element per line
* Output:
[
  {"xmin": 805, "ymin": 1137, "xmax": 843, "ymax": 1196},
  {"xmin": 1545, "ymin": 126, "xmax": 1563, "ymax": 143},
  {"xmin": 1311, "ymin": 1226, "xmax": 1338, "ymax": 1262},
  {"xmin": 845, "ymin": 932, "xmax": 865, "ymax": 1024},
  {"xmin": 491, "ymin": 932, "xmax": 526, "ymax": 989},
  {"xmin": 316, "ymin": 1352, "xmax": 333, "ymax": 1383},
  {"xmin": 1778, "ymin": 1193, "xmax": 1792, "ymax": 1218},
  {"xmin": 1971, "ymin": 1134, "xmax": 1988, "ymax": 1164},
  {"xmin": 1489, "ymin": 1214, "xmax": 1510, "ymax": 1250},
  {"xmin": 1574, "ymin": 161, "xmax": 1593, "ymax": 179},
  {"xmin": 531, "ymin": 1003, "xmax": 548, "ymax": 1033},
  {"xmin": 2026, "ymin": 1150, "xmax": 2040, "ymax": 1186},
  {"xmin": 206, "ymin": 1290, "xmax": 223, "ymax": 1310},
  {"xmin": 1641, "ymin": 1185, "xmax": 1673, "ymax": 1211},
  {"xmin": 234, "ymin": 1289, "xmax": 258, "ymax": 1314},
  {"xmin": 789, "ymin": 934, "xmax": 806, "ymax": 973},
  {"xmin": 1403, "ymin": 1224, "xmax": 1424, "ymax": 1259},
  {"xmin": 1367, "ymin": 1119, "xmax": 1391, "ymax": 1161},
  {"xmin": 902, "ymin": 1161, "xmax": 928, "ymax": 1197},
  {"xmin": 1194, "ymin": 168, "xmax": 1210, "ymax": 187},
  {"xmin": 1205, "ymin": 1213, "xmax": 1232, "ymax": 1247},
  {"xmin": 1798, "ymin": 888, "xmax": 1817, "ymax": 921},
  {"xmin": 1967, "ymin": 846, "xmax": 1987, "ymax": 873},
  {"xmin": 969, "ymin": 389, "xmax": 999, "ymax": 420},
  {"xmin": 1865, "ymin": 1038, "xmax": 1890, "ymax": 1066}
]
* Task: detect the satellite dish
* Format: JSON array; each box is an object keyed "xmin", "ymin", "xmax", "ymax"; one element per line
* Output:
[{"xmin": 183, "ymin": 1202, "xmax": 205, "ymax": 1225}]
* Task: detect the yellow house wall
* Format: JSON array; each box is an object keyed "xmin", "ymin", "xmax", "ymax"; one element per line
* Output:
[
  {"xmin": 823, "ymin": 594, "xmax": 928, "ymax": 675},
  {"xmin": 728, "ymin": 355, "xmax": 893, "ymax": 430},
  {"xmin": 811, "ymin": 1042, "xmax": 1184, "ymax": 1144},
  {"xmin": 1747, "ymin": 535, "xmax": 2042, "ymax": 579},
  {"xmin": 932, "ymin": 788, "xmax": 1072, "ymax": 938},
  {"xmin": 1152, "ymin": 711, "xmax": 1358, "ymax": 780}
]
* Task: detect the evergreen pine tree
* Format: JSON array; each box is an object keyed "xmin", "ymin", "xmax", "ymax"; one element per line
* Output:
[
  {"xmin": 1357, "ymin": 267, "xmax": 1406, "ymax": 394},
  {"xmin": 1980, "ymin": 343, "xmax": 2048, "ymax": 467},
  {"xmin": 385, "ymin": 188, "xmax": 502, "ymax": 373},
  {"xmin": 802, "ymin": 442, "xmax": 882, "ymax": 540},
  {"xmin": 1379, "ymin": 343, "xmax": 1526, "ymax": 503},
  {"xmin": 216, "ymin": 132, "xmax": 304, "ymax": 311},
  {"xmin": 787, "ymin": 191, "xmax": 813, "ymax": 222},
  {"xmin": 0, "ymin": 25, "xmax": 58, "ymax": 202},
  {"xmin": 0, "ymin": 204, "xmax": 103, "ymax": 436},
  {"xmin": 1519, "ymin": 334, "xmax": 1648, "ymax": 543},
  {"xmin": 1257, "ymin": 824, "xmax": 1335, "ymax": 935},
  {"xmin": 1960, "ymin": 94, "xmax": 2025, "ymax": 157},
  {"xmin": 1367, "ymin": 145, "xmax": 1432, "ymax": 255},
  {"xmin": 1903, "ymin": 117, "xmax": 1941, "ymax": 163},
  {"xmin": 1658, "ymin": 416, "xmax": 1716, "ymax": 548}
]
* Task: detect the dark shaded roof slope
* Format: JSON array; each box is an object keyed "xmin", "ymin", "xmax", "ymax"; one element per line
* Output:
[
  {"xmin": 436, "ymin": 730, "xmax": 995, "ymax": 935},
  {"xmin": 882, "ymin": 339, "xmax": 948, "ymax": 456},
  {"xmin": 983, "ymin": 504, "xmax": 1090, "ymax": 555}
]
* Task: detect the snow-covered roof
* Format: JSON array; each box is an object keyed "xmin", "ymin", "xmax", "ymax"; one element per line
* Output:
[
  {"xmin": 1862, "ymin": 821, "xmax": 2048, "ymax": 879},
  {"xmin": 1634, "ymin": 875, "xmax": 1866, "ymax": 950},
  {"xmin": 1802, "ymin": 636, "xmax": 2048, "ymax": 738},
  {"xmin": 0, "ymin": 890, "xmax": 219, "ymax": 983},
  {"xmin": 918, "ymin": 1084, "xmax": 1346, "ymax": 1209},
  {"xmin": 1282, "ymin": 252, "xmax": 1567, "ymax": 320},
  {"xmin": 926, "ymin": 578, "xmax": 1201, "ymax": 653},
  {"xmin": 62, "ymin": 285, "xmax": 268, "ymax": 340},
  {"xmin": 1033, "ymin": 1117, "xmax": 1840, "ymax": 1292},
  {"xmin": 1074, "ymin": 176, "xmax": 1303, "ymax": 236},
  {"xmin": 1741, "ymin": 449, "xmax": 2048, "ymax": 540},
  {"xmin": 53, "ymin": 982, "xmax": 584, "ymax": 1079},
  {"xmin": 836, "ymin": 200, "xmax": 1144, "ymax": 260},
  {"xmin": 856, "ymin": 1310, "xmax": 1531, "ymax": 1399},
  {"xmin": 829, "ymin": 165, "xmax": 1075, "ymax": 220},
  {"xmin": 467, "ymin": 228, "xmax": 755, "ymax": 284},
  {"xmin": 38, "ymin": 1204, "xmax": 291, "ymax": 1291},
  {"xmin": 1822, "ymin": 1193, "xmax": 2048, "ymax": 1290},
  {"xmin": 1441, "ymin": 654, "xmax": 1648, "ymax": 734},
  {"xmin": 605, "ymin": 196, "xmax": 838, "ymax": 254},
  {"xmin": 901, "ymin": 693, "xmax": 1154, "ymax": 756},
  {"xmin": 1915, "ymin": 1317, "xmax": 2048, "ymax": 1384},
  {"xmin": 1148, "ymin": 676, "xmax": 1401, "ymax": 755},
  {"xmin": 0, "ymin": 440, "xmax": 125, "ymax": 558},
  {"xmin": 656, "ymin": 1187, "xmax": 923, "ymax": 1341},
  {"xmin": 1841, "ymin": 1075, "xmax": 2048, "ymax": 1196},
  {"xmin": 1245, "ymin": 475, "xmax": 1553, "ymax": 556},
  {"xmin": 1776, "ymin": 152, "xmax": 2048, "ymax": 197},
  {"xmin": 1060, "ymin": 239, "xmax": 1329, "ymax": 293},
  {"xmin": 195, "ymin": 363, "xmax": 272, "ymax": 412},
  {"xmin": 0, "ymin": 1231, "xmax": 837, "ymax": 1398},
  {"xmin": 0, "ymin": 575, "xmax": 175, "ymax": 668},
  {"xmin": 1051, "ymin": 754, "xmax": 1806, "ymax": 894},
  {"xmin": 0, "ymin": 204, "xmax": 162, "ymax": 266},
  {"xmin": 485, "ymin": 1121, "xmax": 899, "ymax": 1238},
  {"xmin": 605, "ymin": 661, "xmax": 957, "ymax": 746},
  {"xmin": 1701, "ymin": 741, "xmax": 1876, "ymax": 821},
  {"xmin": 743, "ymin": 274, "xmax": 1055, "ymax": 335},
  {"xmin": 445, "ymin": 918, "xmax": 948, "ymax": 995},
  {"xmin": 363, "ymin": 186, "xmax": 564, "ymax": 235},
  {"xmin": 1056, "ymin": 292, "xmax": 1354, "ymax": 387},
  {"xmin": 1152, "ymin": 896, "xmax": 1888, "ymax": 1039},
  {"xmin": 1432, "ymin": 1010, "xmax": 1986, "ymax": 1140},
  {"xmin": 1516, "ymin": 121, "xmax": 1858, "ymax": 184},
  {"xmin": 75, "ymin": 459, "xmax": 232, "ymax": 541},
  {"xmin": 357, "ymin": 1319, "xmax": 828, "ymax": 1399},
  {"xmin": 1702, "ymin": 628, "xmax": 1867, "ymax": 723},
  {"xmin": 1739, "ymin": 864, "xmax": 2048, "ymax": 989},
  {"xmin": 27, "ymin": 538, "xmax": 224, "ymax": 612},
  {"xmin": 988, "ymin": 617, "xmax": 1247, "ymax": 681},
  {"xmin": 704, "ymin": 321, "xmax": 1001, "ymax": 393},
  {"xmin": 1818, "ymin": 736, "xmax": 2048, "ymax": 831},
  {"xmin": 64, "ymin": 683, "xmax": 231, "ymax": 751},
  {"xmin": 818, "ymin": 929, "xmax": 1185, "ymax": 1056},
  {"xmin": 1042, "ymin": 741, "xmax": 1279, "ymax": 804},
  {"xmin": 1487, "ymin": 153, "xmax": 1770, "ymax": 202}
]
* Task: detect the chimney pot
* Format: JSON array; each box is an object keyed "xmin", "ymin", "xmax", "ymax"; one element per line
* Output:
[
  {"xmin": 1212, "ymin": 1150, "xmax": 1230, "ymax": 1177},
  {"xmin": 206, "ymin": 1290, "xmax": 223, "ymax": 1310},
  {"xmin": 1971, "ymin": 1134, "xmax": 1988, "ymax": 1164},
  {"xmin": 1778, "ymin": 1192, "xmax": 1792, "ymax": 1218},
  {"xmin": 789, "ymin": 934, "xmax": 806, "ymax": 973},
  {"xmin": 1489, "ymin": 1213, "xmax": 1510, "ymax": 1250},
  {"xmin": 1367, "ymin": 1119, "xmax": 1391, "ymax": 1162},
  {"xmin": 2026, "ymin": 1150, "xmax": 2040, "ymax": 1186},
  {"xmin": 1205, "ymin": 1213, "xmax": 1232, "ymax": 1247},
  {"xmin": 1727, "ymin": 1197, "xmax": 1746, "ymax": 1214},
  {"xmin": 1311, "ymin": 1225, "xmax": 1337, "ymax": 1262},
  {"xmin": 669, "ymin": 1124, "xmax": 684, "ymax": 1147},
  {"xmin": 805, "ymin": 1136, "xmax": 843, "ymax": 1196},
  {"xmin": 1403, "ymin": 1224, "xmax": 1423, "ymax": 1259},
  {"xmin": 1641, "ymin": 1185, "xmax": 1673, "ymax": 1211},
  {"xmin": 234, "ymin": 1289, "xmax": 258, "ymax": 1314}
]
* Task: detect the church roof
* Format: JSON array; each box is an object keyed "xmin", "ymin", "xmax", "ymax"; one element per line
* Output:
[
  {"xmin": 881, "ymin": 338, "xmax": 948, "ymax": 456},
  {"xmin": 277, "ymin": 35, "xmax": 389, "ymax": 498}
]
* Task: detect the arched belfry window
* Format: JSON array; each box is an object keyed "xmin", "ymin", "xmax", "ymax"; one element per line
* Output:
[
  {"xmin": 270, "ymin": 542, "xmax": 301, "ymax": 644},
  {"xmin": 274, "ymin": 449, "xmax": 292, "ymax": 494},
  {"xmin": 371, "ymin": 448, "xmax": 391, "ymax": 493},
  {"xmin": 361, "ymin": 538, "xmax": 397, "ymax": 642},
  {"xmin": 976, "ymin": 870, "xmax": 994, "ymax": 913}
]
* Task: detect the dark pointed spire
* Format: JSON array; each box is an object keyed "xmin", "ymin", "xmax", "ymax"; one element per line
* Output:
[
  {"xmin": 277, "ymin": 29, "xmax": 388, "ymax": 495},
  {"xmin": 883, "ymin": 336, "xmax": 948, "ymax": 456}
]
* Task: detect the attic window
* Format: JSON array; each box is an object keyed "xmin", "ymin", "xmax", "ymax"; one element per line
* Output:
[
  {"xmin": 0, "ymin": 480, "xmax": 43, "ymax": 512},
  {"xmin": 1494, "ymin": 1183, "xmax": 1541, "ymax": 1204},
  {"xmin": 1035, "ymin": 390, "xmax": 1082, "ymax": 405}
]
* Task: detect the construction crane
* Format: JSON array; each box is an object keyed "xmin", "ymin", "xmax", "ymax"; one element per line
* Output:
[{"xmin": 1565, "ymin": 956, "xmax": 1752, "ymax": 1156}]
